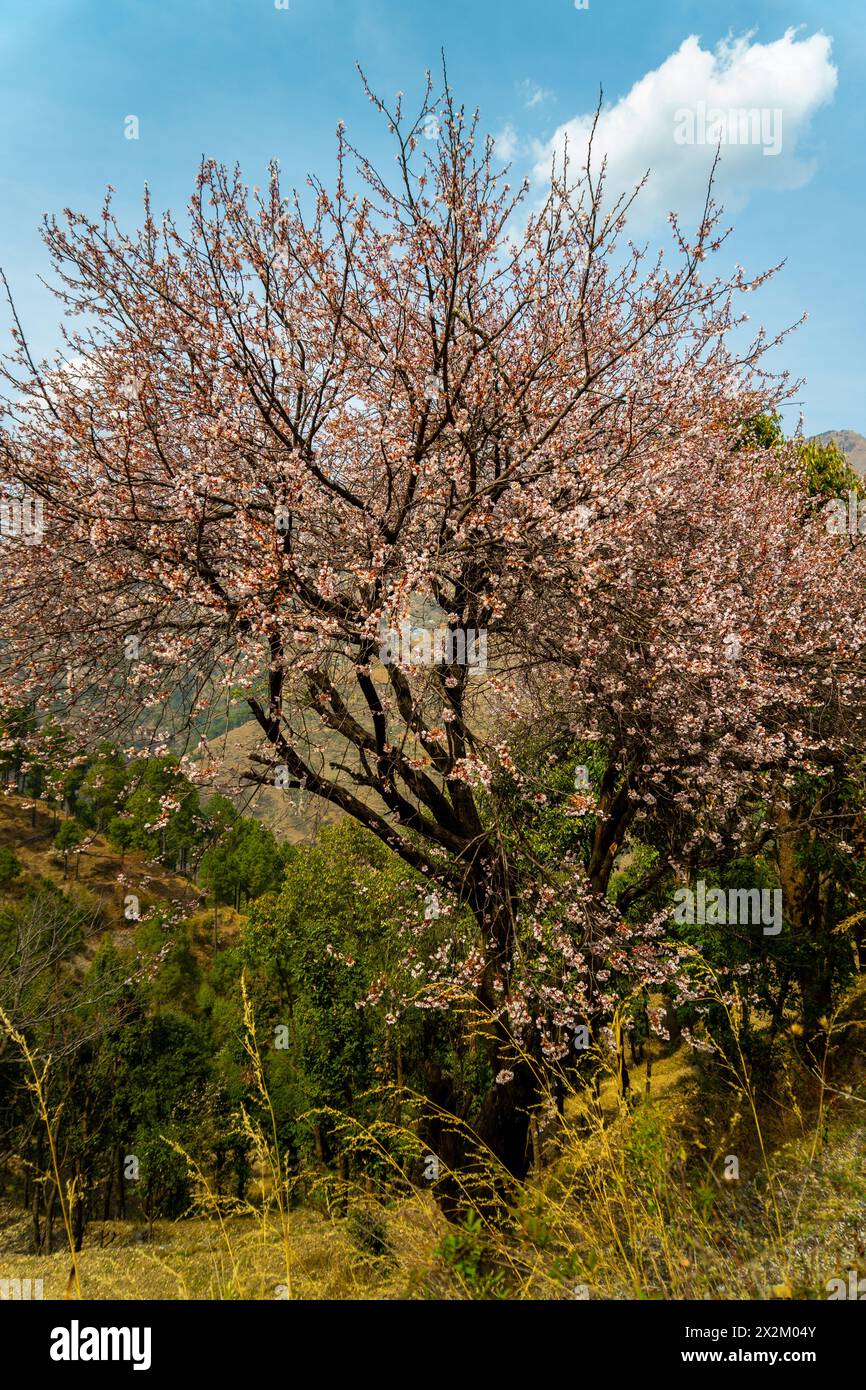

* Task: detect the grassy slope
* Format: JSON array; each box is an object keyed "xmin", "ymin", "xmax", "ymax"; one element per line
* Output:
[
  {"xmin": 3, "ymin": 1039, "xmax": 863, "ymax": 1300},
  {"xmin": 1, "ymin": 794, "xmax": 864, "ymax": 1300},
  {"xmin": 0, "ymin": 792, "xmax": 245, "ymax": 956},
  {"xmin": 0, "ymin": 794, "xmax": 195, "ymax": 917}
]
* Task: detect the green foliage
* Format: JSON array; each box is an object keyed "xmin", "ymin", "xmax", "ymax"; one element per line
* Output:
[
  {"xmin": 1, "ymin": 669, "xmax": 863, "ymax": 1264},
  {"xmin": 135, "ymin": 915, "xmax": 202, "ymax": 1013},
  {"xmin": 0, "ymin": 846, "xmax": 22, "ymax": 887},
  {"xmin": 434, "ymin": 1210, "xmax": 508, "ymax": 1298},
  {"xmin": 119, "ymin": 757, "xmax": 202, "ymax": 863},
  {"xmin": 485, "ymin": 731, "xmax": 604, "ymax": 872},
  {"xmin": 735, "ymin": 410, "xmax": 785, "ymax": 453},
  {"xmin": 798, "ymin": 436, "xmax": 864, "ymax": 501},
  {"xmin": 54, "ymin": 819, "xmax": 84, "ymax": 852},
  {"xmin": 200, "ymin": 801, "xmax": 287, "ymax": 907},
  {"xmin": 735, "ymin": 412, "xmax": 863, "ymax": 505},
  {"xmin": 76, "ymin": 746, "xmax": 130, "ymax": 832},
  {"xmin": 241, "ymin": 819, "xmax": 472, "ymax": 1164}
]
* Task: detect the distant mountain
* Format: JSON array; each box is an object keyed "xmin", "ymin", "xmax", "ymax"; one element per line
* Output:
[
  {"xmin": 203, "ymin": 716, "xmax": 342, "ymax": 844},
  {"xmin": 811, "ymin": 430, "xmax": 866, "ymax": 478}
]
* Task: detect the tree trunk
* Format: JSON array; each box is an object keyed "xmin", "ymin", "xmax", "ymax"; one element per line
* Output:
[
  {"xmin": 776, "ymin": 802, "xmax": 837, "ymax": 1050},
  {"xmin": 463, "ymin": 868, "xmax": 540, "ymax": 1192}
]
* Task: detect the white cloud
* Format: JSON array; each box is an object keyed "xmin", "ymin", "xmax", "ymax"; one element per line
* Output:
[
  {"xmin": 519, "ymin": 79, "xmax": 553, "ymax": 110},
  {"xmin": 493, "ymin": 122, "xmax": 520, "ymax": 162},
  {"xmin": 532, "ymin": 30, "xmax": 837, "ymax": 231}
]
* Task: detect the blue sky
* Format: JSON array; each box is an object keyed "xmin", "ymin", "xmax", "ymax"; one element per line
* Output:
[{"xmin": 1, "ymin": 0, "xmax": 862, "ymax": 433}]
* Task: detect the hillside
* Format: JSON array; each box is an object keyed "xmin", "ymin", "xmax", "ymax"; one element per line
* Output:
[
  {"xmin": 0, "ymin": 794, "xmax": 198, "ymax": 921},
  {"xmin": 201, "ymin": 718, "xmax": 342, "ymax": 843},
  {"xmin": 2, "ymin": 1036, "xmax": 863, "ymax": 1301},
  {"xmin": 812, "ymin": 429, "xmax": 866, "ymax": 477},
  {"xmin": 0, "ymin": 792, "xmax": 245, "ymax": 957},
  {"xmin": 2, "ymin": 775, "xmax": 865, "ymax": 1306}
]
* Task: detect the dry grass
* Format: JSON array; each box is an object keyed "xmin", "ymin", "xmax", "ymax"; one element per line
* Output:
[
  {"xmin": 0, "ymin": 795, "xmax": 198, "ymax": 920},
  {"xmin": 3, "ymin": 1083, "xmax": 863, "ymax": 1302},
  {"xmin": 2, "ymin": 840, "xmax": 864, "ymax": 1302}
]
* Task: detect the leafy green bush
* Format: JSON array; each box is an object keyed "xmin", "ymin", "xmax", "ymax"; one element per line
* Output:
[{"xmin": 0, "ymin": 846, "xmax": 22, "ymax": 888}]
